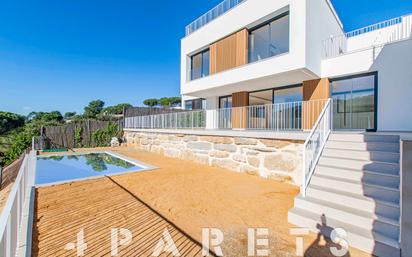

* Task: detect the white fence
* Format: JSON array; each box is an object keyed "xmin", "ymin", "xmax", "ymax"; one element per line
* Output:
[
  {"xmin": 323, "ymin": 14, "xmax": 412, "ymax": 58},
  {"xmin": 301, "ymin": 98, "xmax": 332, "ymax": 197},
  {"xmin": 0, "ymin": 151, "xmax": 36, "ymax": 257},
  {"xmin": 125, "ymin": 99, "xmax": 328, "ymax": 131}
]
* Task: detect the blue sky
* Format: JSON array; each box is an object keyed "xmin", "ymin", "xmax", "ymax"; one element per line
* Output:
[{"xmin": 0, "ymin": 0, "xmax": 411, "ymax": 115}]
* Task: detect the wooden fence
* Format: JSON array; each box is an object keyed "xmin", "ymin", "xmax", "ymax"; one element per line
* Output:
[{"xmin": 41, "ymin": 120, "xmax": 123, "ymax": 149}]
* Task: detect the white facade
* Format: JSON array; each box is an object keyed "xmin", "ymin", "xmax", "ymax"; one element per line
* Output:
[{"xmin": 181, "ymin": 0, "xmax": 412, "ymax": 131}]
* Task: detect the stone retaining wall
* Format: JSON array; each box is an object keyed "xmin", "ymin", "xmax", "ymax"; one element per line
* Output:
[{"xmin": 124, "ymin": 131, "xmax": 303, "ymax": 185}]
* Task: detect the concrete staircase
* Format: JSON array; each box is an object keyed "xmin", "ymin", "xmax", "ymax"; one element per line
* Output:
[{"xmin": 288, "ymin": 133, "xmax": 401, "ymax": 257}]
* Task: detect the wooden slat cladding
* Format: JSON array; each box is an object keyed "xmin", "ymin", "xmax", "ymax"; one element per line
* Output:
[
  {"xmin": 232, "ymin": 91, "xmax": 249, "ymax": 129},
  {"xmin": 210, "ymin": 29, "xmax": 248, "ymax": 74},
  {"xmin": 302, "ymin": 78, "xmax": 330, "ymax": 129}
]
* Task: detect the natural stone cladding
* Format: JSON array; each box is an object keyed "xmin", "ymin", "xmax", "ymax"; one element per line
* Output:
[{"xmin": 124, "ymin": 131, "xmax": 303, "ymax": 185}]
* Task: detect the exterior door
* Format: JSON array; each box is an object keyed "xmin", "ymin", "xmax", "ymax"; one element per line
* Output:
[{"xmin": 331, "ymin": 74, "xmax": 376, "ymax": 131}]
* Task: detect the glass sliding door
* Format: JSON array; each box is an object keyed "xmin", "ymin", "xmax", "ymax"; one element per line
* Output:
[{"xmin": 331, "ymin": 74, "xmax": 376, "ymax": 131}]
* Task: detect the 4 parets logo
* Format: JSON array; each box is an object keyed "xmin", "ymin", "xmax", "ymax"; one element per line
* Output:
[{"xmin": 65, "ymin": 227, "xmax": 348, "ymax": 256}]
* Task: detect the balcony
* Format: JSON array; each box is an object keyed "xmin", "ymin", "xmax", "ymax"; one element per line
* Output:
[
  {"xmin": 124, "ymin": 99, "xmax": 327, "ymax": 131},
  {"xmin": 185, "ymin": 0, "xmax": 246, "ymax": 36},
  {"xmin": 323, "ymin": 14, "xmax": 412, "ymax": 58}
]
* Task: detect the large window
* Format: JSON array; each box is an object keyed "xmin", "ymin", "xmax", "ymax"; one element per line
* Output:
[
  {"xmin": 331, "ymin": 73, "xmax": 376, "ymax": 131},
  {"xmin": 191, "ymin": 50, "xmax": 210, "ymax": 80},
  {"xmin": 273, "ymin": 86, "xmax": 302, "ymax": 104},
  {"xmin": 249, "ymin": 13, "xmax": 290, "ymax": 63},
  {"xmin": 185, "ymin": 99, "xmax": 206, "ymax": 110},
  {"xmin": 219, "ymin": 96, "xmax": 232, "ymax": 108}
]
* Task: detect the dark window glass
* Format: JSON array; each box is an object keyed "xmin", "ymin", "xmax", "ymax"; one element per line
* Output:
[
  {"xmin": 331, "ymin": 74, "xmax": 376, "ymax": 130},
  {"xmin": 219, "ymin": 96, "xmax": 232, "ymax": 108},
  {"xmin": 202, "ymin": 50, "xmax": 210, "ymax": 77},
  {"xmin": 273, "ymin": 86, "xmax": 302, "ymax": 104},
  {"xmin": 249, "ymin": 14, "xmax": 290, "ymax": 63},
  {"xmin": 249, "ymin": 90, "xmax": 273, "ymax": 106},
  {"xmin": 191, "ymin": 53, "xmax": 202, "ymax": 80},
  {"xmin": 185, "ymin": 100, "xmax": 193, "ymax": 110},
  {"xmin": 191, "ymin": 50, "xmax": 210, "ymax": 80}
]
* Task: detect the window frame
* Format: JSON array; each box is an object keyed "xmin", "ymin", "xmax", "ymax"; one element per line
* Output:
[
  {"xmin": 248, "ymin": 11, "xmax": 290, "ymax": 63},
  {"xmin": 190, "ymin": 48, "xmax": 210, "ymax": 81},
  {"xmin": 329, "ymin": 71, "xmax": 378, "ymax": 132}
]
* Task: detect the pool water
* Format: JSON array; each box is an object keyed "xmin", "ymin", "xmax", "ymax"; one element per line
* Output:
[{"xmin": 36, "ymin": 153, "xmax": 144, "ymax": 185}]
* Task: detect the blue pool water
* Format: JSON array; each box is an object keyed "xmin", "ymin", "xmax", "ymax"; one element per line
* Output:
[{"xmin": 36, "ymin": 153, "xmax": 144, "ymax": 185}]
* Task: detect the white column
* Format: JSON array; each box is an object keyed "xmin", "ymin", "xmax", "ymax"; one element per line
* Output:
[{"xmin": 205, "ymin": 96, "xmax": 219, "ymax": 130}]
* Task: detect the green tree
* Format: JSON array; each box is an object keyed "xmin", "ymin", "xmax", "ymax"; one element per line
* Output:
[
  {"xmin": 64, "ymin": 112, "xmax": 77, "ymax": 120},
  {"xmin": 0, "ymin": 111, "xmax": 25, "ymax": 134},
  {"xmin": 102, "ymin": 103, "xmax": 132, "ymax": 115},
  {"xmin": 84, "ymin": 100, "xmax": 105, "ymax": 118},
  {"xmin": 159, "ymin": 97, "xmax": 172, "ymax": 107},
  {"xmin": 143, "ymin": 98, "xmax": 159, "ymax": 107},
  {"xmin": 28, "ymin": 111, "xmax": 63, "ymax": 123},
  {"xmin": 169, "ymin": 97, "xmax": 182, "ymax": 107}
]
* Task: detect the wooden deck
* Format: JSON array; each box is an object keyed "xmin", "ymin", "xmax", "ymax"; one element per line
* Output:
[
  {"xmin": 32, "ymin": 176, "xmax": 205, "ymax": 256},
  {"xmin": 32, "ymin": 148, "xmax": 372, "ymax": 257}
]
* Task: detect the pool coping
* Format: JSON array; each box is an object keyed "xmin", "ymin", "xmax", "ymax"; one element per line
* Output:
[{"xmin": 35, "ymin": 150, "xmax": 159, "ymax": 188}]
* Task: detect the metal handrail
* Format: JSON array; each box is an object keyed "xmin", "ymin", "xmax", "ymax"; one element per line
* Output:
[
  {"xmin": 185, "ymin": 0, "xmax": 246, "ymax": 36},
  {"xmin": 301, "ymin": 98, "xmax": 332, "ymax": 197},
  {"xmin": 345, "ymin": 15, "xmax": 405, "ymax": 38},
  {"xmin": 323, "ymin": 14, "xmax": 412, "ymax": 58}
]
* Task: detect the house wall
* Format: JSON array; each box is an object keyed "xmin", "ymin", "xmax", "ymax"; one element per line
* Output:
[
  {"xmin": 124, "ymin": 131, "xmax": 303, "ymax": 185},
  {"xmin": 181, "ymin": 0, "xmax": 308, "ymax": 96},
  {"xmin": 305, "ymin": 0, "xmax": 343, "ymax": 76},
  {"xmin": 302, "ymin": 78, "xmax": 330, "ymax": 129},
  {"xmin": 322, "ymin": 38, "xmax": 412, "ymax": 131}
]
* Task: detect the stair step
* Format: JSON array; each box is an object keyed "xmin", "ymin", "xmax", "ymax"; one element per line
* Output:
[
  {"xmin": 316, "ymin": 165, "xmax": 400, "ymax": 188},
  {"xmin": 318, "ymin": 156, "xmax": 399, "ymax": 175},
  {"xmin": 329, "ymin": 133, "xmax": 400, "ymax": 143},
  {"xmin": 306, "ymin": 185, "xmax": 400, "ymax": 220},
  {"xmin": 294, "ymin": 195, "xmax": 399, "ymax": 239},
  {"xmin": 322, "ymin": 148, "xmax": 400, "ymax": 163},
  {"xmin": 311, "ymin": 174, "xmax": 399, "ymax": 203},
  {"xmin": 288, "ymin": 207, "xmax": 400, "ymax": 257},
  {"xmin": 326, "ymin": 141, "xmax": 399, "ymax": 152}
]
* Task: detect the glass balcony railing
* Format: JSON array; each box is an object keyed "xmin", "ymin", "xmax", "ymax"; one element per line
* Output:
[{"xmin": 185, "ymin": 0, "xmax": 246, "ymax": 36}]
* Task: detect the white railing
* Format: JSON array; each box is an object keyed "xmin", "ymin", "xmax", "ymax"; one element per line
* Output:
[
  {"xmin": 0, "ymin": 150, "xmax": 36, "ymax": 257},
  {"xmin": 125, "ymin": 99, "xmax": 328, "ymax": 131},
  {"xmin": 323, "ymin": 14, "xmax": 412, "ymax": 58},
  {"xmin": 185, "ymin": 0, "xmax": 246, "ymax": 36},
  {"xmin": 301, "ymin": 98, "xmax": 332, "ymax": 197}
]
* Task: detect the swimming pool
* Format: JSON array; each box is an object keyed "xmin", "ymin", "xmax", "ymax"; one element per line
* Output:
[{"xmin": 36, "ymin": 152, "xmax": 152, "ymax": 186}]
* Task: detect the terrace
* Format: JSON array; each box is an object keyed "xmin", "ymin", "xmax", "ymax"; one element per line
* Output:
[{"xmin": 1, "ymin": 147, "xmax": 372, "ymax": 256}]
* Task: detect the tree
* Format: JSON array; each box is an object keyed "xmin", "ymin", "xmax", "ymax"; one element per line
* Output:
[
  {"xmin": 0, "ymin": 111, "xmax": 25, "ymax": 134},
  {"xmin": 102, "ymin": 103, "xmax": 132, "ymax": 115},
  {"xmin": 143, "ymin": 98, "xmax": 159, "ymax": 107},
  {"xmin": 64, "ymin": 112, "xmax": 77, "ymax": 120},
  {"xmin": 159, "ymin": 97, "xmax": 171, "ymax": 107},
  {"xmin": 84, "ymin": 100, "xmax": 105, "ymax": 118},
  {"xmin": 169, "ymin": 97, "xmax": 181, "ymax": 107},
  {"xmin": 28, "ymin": 111, "xmax": 63, "ymax": 123}
]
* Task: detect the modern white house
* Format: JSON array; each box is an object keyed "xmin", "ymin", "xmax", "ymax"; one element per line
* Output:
[{"xmin": 123, "ymin": 0, "xmax": 412, "ymax": 256}]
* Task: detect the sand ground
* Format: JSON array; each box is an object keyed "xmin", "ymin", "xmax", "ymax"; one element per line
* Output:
[{"xmin": 33, "ymin": 147, "xmax": 372, "ymax": 257}]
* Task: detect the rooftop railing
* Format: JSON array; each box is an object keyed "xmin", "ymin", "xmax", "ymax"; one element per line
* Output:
[
  {"xmin": 323, "ymin": 14, "xmax": 412, "ymax": 58},
  {"xmin": 185, "ymin": 0, "xmax": 246, "ymax": 36}
]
